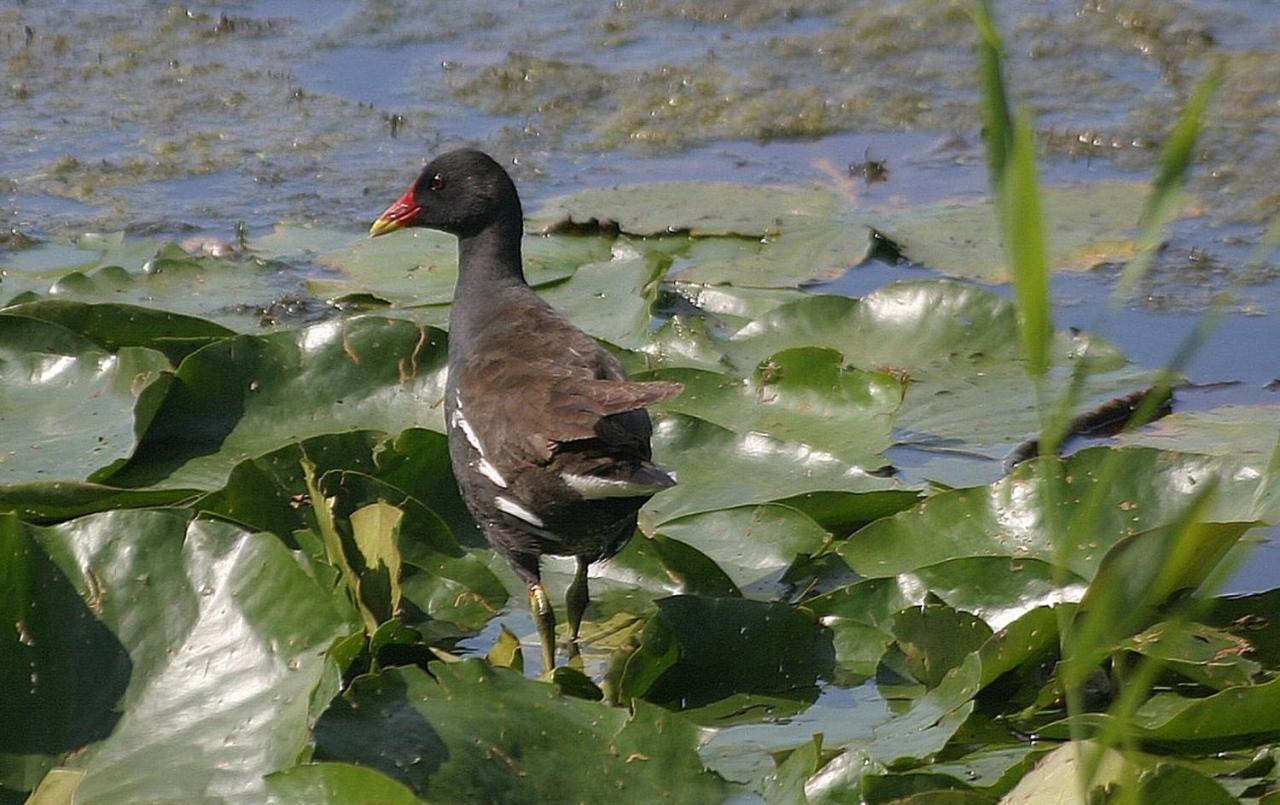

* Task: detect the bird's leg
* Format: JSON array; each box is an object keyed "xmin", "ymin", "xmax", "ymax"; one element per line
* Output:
[
  {"xmin": 566, "ymin": 556, "xmax": 591, "ymax": 642},
  {"xmin": 528, "ymin": 581, "xmax": 557, "ymax": 672}
]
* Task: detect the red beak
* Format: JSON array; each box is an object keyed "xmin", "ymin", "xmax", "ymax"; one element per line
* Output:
[{"xmin": 369, "ymin": 186, "xmax": 421, "ymax": 237}]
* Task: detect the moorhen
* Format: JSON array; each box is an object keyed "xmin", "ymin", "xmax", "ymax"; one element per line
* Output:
[{"xmin": 369, "ymin": 149, "xmax": 682, "ymax": 670}]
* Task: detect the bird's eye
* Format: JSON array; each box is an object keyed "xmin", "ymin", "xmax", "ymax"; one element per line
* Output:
[{"xmin": 427, "ymin": 174, "xmax": 446, "ymax": 192}]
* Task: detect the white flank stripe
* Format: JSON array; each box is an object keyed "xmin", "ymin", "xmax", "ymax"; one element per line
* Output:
[
  {"xmin": 476, "ymin": 459, "xmax": 508, "ymax": 488},
  {"xmin": 452, "ymin": 393, "xmax": 508, "ymax": 488},
  {"xmin": 495, "ymin": 496, "xmax": 545, "ymax": 527},
  {"xmin": 561, "ymin": 472, "xmax": 670, "ymax": 499}
]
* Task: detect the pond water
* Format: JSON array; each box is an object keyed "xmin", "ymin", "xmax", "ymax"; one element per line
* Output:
[{"xmin": 2, "ymin": 2, "xmax": 1277, "ymax": 592}]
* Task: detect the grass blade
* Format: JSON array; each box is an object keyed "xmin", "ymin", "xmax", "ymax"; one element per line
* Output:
[
  {"xmin": 1004, "ymin": 111, "xmax": 1052, "ymax": 378},
  {"xmin": 970, "ymin": 0, "xmax": 1014, "ymax": 191}
]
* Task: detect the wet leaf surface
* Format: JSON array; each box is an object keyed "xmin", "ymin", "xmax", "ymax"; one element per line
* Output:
[{"xmin": 313, "ymin": 660, "xmax": 728, "ymax": 802}]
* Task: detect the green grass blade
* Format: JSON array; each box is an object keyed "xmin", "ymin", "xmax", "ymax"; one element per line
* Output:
[
  {"xmin": 970, "ymin": 0, "xmax": 1014, "ymax": 191},
  {"xmin": 1004, "ymin": 110, "xmax": 1052, "ymax": 378}
]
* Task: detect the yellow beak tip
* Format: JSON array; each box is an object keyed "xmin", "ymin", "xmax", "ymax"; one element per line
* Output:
[{"xmin": 368, "ymin": 217, "xmax": 403, "ymax": 238}]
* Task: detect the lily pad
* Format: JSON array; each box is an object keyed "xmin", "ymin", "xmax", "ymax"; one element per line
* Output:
[
  {"xmin": 642, "ymin": 413, "xmax": 911, "ymax": 527},
  {"xmin": 1, "ymin": 509, "xmax": 360, "ymax": 802},
  {"xmin": 313, "ymin": 660, "xmax": 728, "ymax": 802},
  {"xmin": 265, "ymin": 763, "xmax": 424, "ymax": 805},
  {"xmin": 1, "ymin": 237, "xmax": 324, "ymax": 331},
  {"xmin": 1117, "ymin": 404, "xmax": 1280, "ymax": 465},
  {"xmin": 98, "ymin": 317, "xmax": 450, "ymax": 490},
  {"xmin": 728, "ymin": 281, "xmax": 1153, "ymax": 482},
  {"xmin": 648, "ymin": 347, "xmax": 903, "ymax": 469},
  {"xmin": 532, "ymin": 183, "xmax": 846, "ymax": 237},
  {"xmin": 1042, "ymin": 673, "xmax": 1280, "ymax": 745},
  {"xmin": 0, "ymin": 300, "xmax": 234, "ymax": 364},
  {"xmin": 296, "ymin": 226, "xmax": 606, "ymax": 304},
  {"xmin": 653, "ymin": 504, "xmax": 830, "ymax": 594},
  {"xmin": 0, "ymin": 315, "xmax": 169, "ymax": 485},
  {"xmin": 877, "ymin": 182, "xmax": 1151, "ymax": 282},
  {"xmin": 837, "ymin": 447, "xmax": 1274, "ymax": 582},
  {"xmin": 607, "ymin": 596, "xmax": 833, "ymax": 710}
]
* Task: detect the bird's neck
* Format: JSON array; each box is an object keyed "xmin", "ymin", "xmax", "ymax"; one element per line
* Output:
[
  {"xmin": 450, "ymin": 212, "xmax": 529, "ymax": 350},
  {"xmin": 456, "ymin": 212, "xmax": 527, "ymax": 293}
]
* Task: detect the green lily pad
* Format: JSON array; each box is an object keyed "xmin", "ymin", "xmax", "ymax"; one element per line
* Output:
[
  {"xmin": 1, "ymin": 510, "xmax": 360, "ymax": 802},
  {"xmin": 265, "ymin": 763, "xmax": 424, "ymax": 804},
  {"xmin": 0, "ymin": 315, "xmax": 169, "ymax": 485},
  {"xmin": 1042, "ymin": 672, "xmax": 1280, "ymax": 745},
  {"xmin": 296, "ymin": 226, "xmax": 606, "ymax": 304},
  {"xmin": 642, "ymin": 413, "xmax": 910, "ymax": 527},
  {"xmin": 645, "ymin": 347, "xmax": 904, "ymax": 469},
  {"xmin": 837, "ymin": 447, "xmax": 1273, "ymax": 582},
  {"xmin": 607, "ymin": 596, "xmax": 833, "ymax": 710},
  {"xmin": 532, "ymin": 183, "xmax": 846, "ymax": 237},
  {"xmin": 890, "ymin": 604, "xmax": 994, "ymax": 689},
  {"xmin": 1122, "ymin": 621, "xmax": 1262, "ymax": 690},
  {"xmin": 728, "ymin": 281, "xmax": 1153, "ymax": 482},
  {"xmin": 1, "ymin": 300, "xmax": 234, "ymax": 364},
  {"xmin": 877, "ymin": 182, "xmax": 1151, "ymax": 282},
  {"xmin": 534, "ymin": 182, "xmax": 876, "ymax": 288},
  {"xmin": 98, "ymin": 317, "xmax": 450, "ymax": 490},
  {"xmin": 537, "ymin": 245, "xmax": 668, "ymax": 349},
  {"xmin": 653, "ymin": 504, "xmax": 830, "ymax": 594},
  {"xmin": 0, "ymin": 481, "xmax": 195, "ymax": 524},
  {"xmin": 1117, "ymin": 405, "xmax": 1280, "ymax": 465},
  {"xmin": 313, "ymin": 660, "xmax": 728, "ymax": 802},
  {"xmin": 1, "ymin": 237, "xmax": 325, "ymax": 331}
]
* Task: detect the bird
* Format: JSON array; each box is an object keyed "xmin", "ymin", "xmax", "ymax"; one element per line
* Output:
[{"xmin": 369, "ymin": 149, "xmax": 682, "ymax": 671}]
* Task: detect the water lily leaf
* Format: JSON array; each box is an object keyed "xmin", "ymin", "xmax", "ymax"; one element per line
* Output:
[
  {"xmin": 998, "ymin": 741, "xmax": 1130, "ymax": 804},
  {"xmin": 727, "ymin": 281, "xmax": 1152, "ymax": 483},
  {"xmin": 666, "ymin": 282, "xmax": 809, "ymax": 324},
  {"xmin": 532, "ymin": 183, "xmax": 846, "ymax": 237},
  {"xmin": 643, "ymin": 413, "xmax": 910, "ymax": 527},
  {"xmin": 588, "ymin": 532, "xmax": 741, "ymax": 600},
  {"xmin": 869, "ymin": 652, "xmax": 982, "ymax": 766},
  {"xmin": 533, "ymin": 183, "xmax": 875, "ymax": 287},
  {"xmin": 838, "ymin": 447, "xmax": 1272, "ymax": 583},
  {"xmin": 1205, "ymin": 589, "xmax": 1280, "ymax": 670},
  {"xmin": 537, "ymin": 245, "xmax": 668, "ymax": 349},
  {"xmin": 313, "ymin": 660, "xmax": 728, "ymax": 801},
  {"xmin": 762, "ymin": 734, "xmax": 825, "ymax": 805},
  {"xmin": 609, "ymin": 596, "xmax": 833, "ymax": 710},
  {"xmin": 97, "ymin": 317, "xmax": 449, "ymax": 490},
  {"xmin": 297, "ymin": 226, "xmax": 603, "ymax": 304},
  {"xmin": 318, "ymin": 470, "xmax": 506, "ymax": 633},
  {"xmin": 0, "ymin": 315, "xmax": 169, "ymax": 486},
  {"xmin": 1122, "ymin": 621, "xmax": 1262, "ymax": 690},
  {"xmin": 1042, "ymin": 673, "xmax": 1280, "ymax": 744},
  {"xmin": 0, "ymin": 482, "xmax": 194, "ymax": 523},
  {"xmin": 891, "ymin": 604, "xmax": 994, "ymax": 689},
  {"xmin": 859, "ymin": 773, "xmax": 992, "ymax": 803},
  {"xmin": 671, "ymin": 221, "xmax": 876, "ymax": 288},
  {"xmin": 1, "ymin": 510, "xmax": 360, "ymax": 802},
  {"xmin": 0, "ymin": 300, "xmax": 233, "ymax": 364},
  {"xmin": 485, "ymin": 624, "xmax": 524, "ymax": 672},
  {"xmin": 1, "ymin": 238, "xmax": 324, "ymax": 331},
  {"xmin": 1118, "ymin": 405, "xmax": 1280, "ymax": 464},
  {"xmin": 877, "ymin": 182, "xmax": 1150, "ymax": 282},
  {"xmin": 653, "ymin": 504, "xmax": 830, "ymax": 595},
  {"xmin": 1072, "ymin": 519, "xmax": 1254, "ymax": 671},
  {"xmin": 646, "ymin": 347, "xmax": 903, "ymax": 469},
  {"xmin": 264, "ymin": 763, "xmax": 424, "ymax": 805}
]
